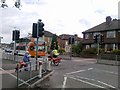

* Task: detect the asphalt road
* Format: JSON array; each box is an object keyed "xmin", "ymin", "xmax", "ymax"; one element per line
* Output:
[
  {"xmin": 37, "ymin": 57, "xmax": 119, "ymax": 89},
  {"xmin": 1, "ymin": 52, "xmax": 120, "ymax": 89}
]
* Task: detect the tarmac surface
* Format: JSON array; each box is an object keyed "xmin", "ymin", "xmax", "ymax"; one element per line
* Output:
[{"xmin": 1, "ymin": 51, "xmax": 120, "ymax": 89}]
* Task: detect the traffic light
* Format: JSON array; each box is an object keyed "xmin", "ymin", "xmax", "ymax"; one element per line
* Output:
[
  {"xmin": 12, "ymin": 30, "xmax": 15, "ymax": 41},
  {"xmin": 68, "ymin": 37, "xmax": 71, "ymax": 44},
  {"xmin": 72, "ymin": 37, "xmax": 75, "ymax": 44},
  {"xmin": 94, "ymin": 35, "xmax": 98, "ymax": 43},
  {"xmin": 15, "ymin": 30, "xmax": 20, "ymax": 40},
  {"xmin": 38, "ymin": 19, "xmax": 44, "ymax": 37},
  {"xmin": 32, "ymin": 23, "xmax": 37, "ymax": 38},
  {"xmin": 12, "ymin": 30, "xmax": 20, "ymax": 41},
  {"xmin": 100, "ymin": 34, "xmax": 104, "ymax": 44},
  {"xmin": 68, "ymin": 37, "xmax": 75, "ymax": 44}
]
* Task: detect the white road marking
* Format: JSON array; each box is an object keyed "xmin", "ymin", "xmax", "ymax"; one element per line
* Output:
[
  {"xmin": 88, "ymin": 68, "xmax": 93, "ymax": 70},
  {"xmin": 62, "ymin": 76, "xmax": 68, "ymax": 89},
  {"xmin": 97, "ymin": 80, "xmax": 116, "ymax": 88},
  {"xmin": 75, "ymin": 76, "xmax": 116, "ymax": 88},
  {"xmin": 66, "ymin": 68, "xmax": 93, "ymax": 75},
  {"xmin": 0, "ymin": 69, "xmax": 15, "ymax": 74},
  {"xmin": 0, "ymin": 68, "xmax": 30, "ymax": 86},
  {"xmin": 94, "ymin": 68, "xmax": 118, "ymax": 75},
  {"xmin": 66, "ymin": 70, "xmax": 86, "ymax": 75},
  {"xmin": 68, "ymin": 76, "xmax": 105, "ymax": 88}
]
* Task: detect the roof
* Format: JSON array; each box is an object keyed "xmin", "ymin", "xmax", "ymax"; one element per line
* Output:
[
  {"xmin": 59, "ymin": 34, "xmax": 73, "ymax": 40},
  {"xmin": 82, "ymin": 19, "xmax": 120, "ymax": 33},
  {"xmin": 44, "ymin": 30, "xmax": 53, "ymax": 37},
  {"xmin": 59, "ymin": 34, "xmax": 82, "ymax": 41}
]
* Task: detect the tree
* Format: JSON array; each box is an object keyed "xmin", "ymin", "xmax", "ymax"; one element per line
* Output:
[
  {"xmin": 51, "ymin": 34, "xmax": 58, "ymax": 50},
  {"xmin": 72, "ymin": 42, "xmax": 82, "ymax": 55}
]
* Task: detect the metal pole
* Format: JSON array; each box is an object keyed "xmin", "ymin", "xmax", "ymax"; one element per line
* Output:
[
  {"xmin": 35, "ymin": 20, "xmax": 39, "ymax": 71},
  {"xmin": 97, "ymin": 43, "xmax": 100, "ymax": 63},
  {"xmin": 70, "ymin": 37, "xmax": 72, "ymax": 60},
  {"xmin": 17, "ymin": 68, "xmax": 19, "ymax": 88},
  {"xmin": 35, "ymin": 37, "xmax": 38, "ymax": 70},
  {"xmin": 13, "ymin": 30, "xmax": 16, "ymax": 61}
]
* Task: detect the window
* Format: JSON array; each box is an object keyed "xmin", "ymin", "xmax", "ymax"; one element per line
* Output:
[
  {"xmin": 86, "ymin": 45, "xmax": 90, "ymax": 49},
  {"xmin": 93, "ymin": 32, "xmax": 100, "ymax": 39},
  {"xmin": 91, "ymin": 44, "xmax": 95, "ymax": 48},
  {"xmin": 107, "ymin": 31, "xmax": 116, "ymax": 38},
  {"xmin": 85, "ymin": 33, "xmax": 89, "ymax": 39},
  {"xmin": 65, "ymin": 41, "xmax": 68, "ymax": 45},
  {"xmin": 105, "ymin": 44, "xmax": 116, "ymax": 51}
]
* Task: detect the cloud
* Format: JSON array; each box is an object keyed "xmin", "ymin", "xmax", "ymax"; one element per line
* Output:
[{"xmin": 0, "ymin": 0, "xmax": 119, "ymax": 43}]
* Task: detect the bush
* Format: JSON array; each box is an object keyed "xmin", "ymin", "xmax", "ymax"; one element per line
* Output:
[
  {"xmin": 81, "ymin": 48, "xmax": 97, "ymax": 55},
  {"xmin": 58, "ymin": 48, "xmax": 65, "ymax": 54},
  {"xmin": 112, "ymin": 50, "xmax": 120, "ymax": 55}
]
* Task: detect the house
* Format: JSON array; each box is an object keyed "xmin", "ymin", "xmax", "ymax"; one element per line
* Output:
[
  {"xmin": 82, "ymin": 16, "xmax": 120, "ymax": 52},
  {"xmin": 59, "ymin": 34, "xmax": 82, "ymax": 52},
  {"xmin": 44, "ymin": 30, "xmax": 53, "ymax": 51}
]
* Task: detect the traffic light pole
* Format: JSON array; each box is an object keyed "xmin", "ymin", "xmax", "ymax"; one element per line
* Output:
[
  {"xmin": 97, "ymin": 39, "xmax": 100, "ymax": 63},
  {"xmin": 13, "ymin": 31, "xmax": 16, "ymax": 61},
  {"xmin": 35, "ymin": 37, "xmax": 38, "ymax": 71}
]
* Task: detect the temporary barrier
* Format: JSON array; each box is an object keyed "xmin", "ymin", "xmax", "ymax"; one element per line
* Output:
[{"xmin": 15, "ymin": 56, "xmax": 50, "ymax": 88}]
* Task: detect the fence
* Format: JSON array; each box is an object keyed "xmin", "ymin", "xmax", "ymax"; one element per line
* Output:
[
  {"xmin": 97, "ymin": 54, "xmax": 120, "ymax": 65},
  {"xmin": 2, "ymin": 51, "xmax": 52, "ymax": 88},
  {"xmin": 16, "ymin": 60, "xmax": 42, "ymax": 88}
]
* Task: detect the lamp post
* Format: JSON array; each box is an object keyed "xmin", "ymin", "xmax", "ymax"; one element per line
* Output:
[{"xmin": 0, "ymin": 36, "xmax": 3, "ymax": 48}]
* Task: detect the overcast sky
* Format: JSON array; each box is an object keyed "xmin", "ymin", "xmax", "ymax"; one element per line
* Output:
[{"xmin": 0, "ymin": 0, "xmax": 119, "ymax": 44}]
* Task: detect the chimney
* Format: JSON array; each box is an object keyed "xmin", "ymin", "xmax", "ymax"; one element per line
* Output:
[
  {"xmin": 74, "ymin": 34, "xmax": 78, "ymax": 37},
  {"xmin": 106, "ymin": 16, "xmax": 112, "ymax": 25}
]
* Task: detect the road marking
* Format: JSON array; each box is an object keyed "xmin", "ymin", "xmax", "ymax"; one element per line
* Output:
[
  {"xmin": 66, "ymin": 68, "xmax": 93, "ymax": 75},
  {"xmin": 94, "ymin": 68, "xmax": 118, "ymax": 75},
  {"xmin": 97, "ymin": 80, "xmax": 116, "ymax": 88},
  {"xmin": 62, "ymin": 76, "xmax": 68, "ymax": 89},
  {"xmin": 0, "ymin": 68, "xmax": 30, "ymax": 86},
  {"xmin": 68, "ymin": 76, "xmax": 105, "ymax": 88},
  {"xmin": 0, "ymin": 69, "xmax": 15, "ymax": 74},
  {"xmin": 75, "ymin": 76, "xmax": 116, "ymax": 88},
  {"xmin": 88, "ymin": 68, "xmax": 93, "ymax": 70}
]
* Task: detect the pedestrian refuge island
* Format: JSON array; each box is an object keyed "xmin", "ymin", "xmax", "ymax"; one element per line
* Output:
[{"xmin": 15, "ymin": 56, "xmax": 53, "ymax": 88}]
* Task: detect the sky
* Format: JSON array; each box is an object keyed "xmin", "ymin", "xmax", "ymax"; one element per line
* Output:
[{"xmin": 0, "ymin": 0, "xmax": 119, "ymax": 44}]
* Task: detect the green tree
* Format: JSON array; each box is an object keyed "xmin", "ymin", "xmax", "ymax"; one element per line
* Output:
[
  {"xmin": 51, "ymin": 34, "xmax": 58, "ymax": 50},
  {"xmin": 72, "ymin": 42, "xmax": 82, "ymax": 54}
]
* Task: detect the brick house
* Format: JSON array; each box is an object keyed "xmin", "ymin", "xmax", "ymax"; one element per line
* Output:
[
  {"xmin": 59, "ymin": 34, "xmax": 82, "ymax": 52},
  {"xmin": 82, "ymin": 16, "xmax": 120, "ymax": 52}
]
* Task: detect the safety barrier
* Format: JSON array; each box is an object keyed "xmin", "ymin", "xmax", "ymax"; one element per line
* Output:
[
  {"xmin": 16, "ymin": 57, "xmax": 52, "ymax": 88},
  {"xmin": 2, "ymin": 51, "xmax": 52, "ymax": 88}
]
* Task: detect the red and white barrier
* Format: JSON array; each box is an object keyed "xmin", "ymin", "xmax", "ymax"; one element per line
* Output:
[
  {"xmin": 47, "ymin": 58, "xmax": 51, "ymax": 71},
  {"xmin": 38, "ymin": 61, "xmax": 42, "ymax": 78}
]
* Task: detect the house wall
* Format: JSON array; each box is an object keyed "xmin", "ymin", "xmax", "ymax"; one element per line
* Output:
[{"xmin": 82, "ymin": 30, "xmax": 120, "ymax": 51}]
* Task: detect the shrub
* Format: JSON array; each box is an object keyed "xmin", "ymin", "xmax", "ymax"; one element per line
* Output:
[
  {"xmin": 112, "ymin": 50, "xmax": 120, "ymax": 55},
  {"xmin": 81, "ymin": 48, "xmax": 97, "ymax": 55},
  {"xmin": 58, "ymin": 48, "xmax": 65, "ymax": 54}
]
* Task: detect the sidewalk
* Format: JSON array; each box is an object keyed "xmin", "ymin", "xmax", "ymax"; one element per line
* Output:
[{"xmin": 1, "ymin": 59, "xmax": 53, "ymax": 88}]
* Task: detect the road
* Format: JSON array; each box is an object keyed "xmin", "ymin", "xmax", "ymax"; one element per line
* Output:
[
  {"xmin": 37, "ymin": 57, "xmax": 119, "ymax": 89},
  {"xmin": 1, "ymin": 51, "xmax": 119, "ymax": 89}
]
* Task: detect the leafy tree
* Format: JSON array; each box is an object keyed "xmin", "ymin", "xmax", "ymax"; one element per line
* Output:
[
  {"xmin": 51, "ymin": 34, "xmax": 58, "ymax": 50},
  {"xmin": 72, "ymin": 42, "xmax": 82, "ymax": 54}
]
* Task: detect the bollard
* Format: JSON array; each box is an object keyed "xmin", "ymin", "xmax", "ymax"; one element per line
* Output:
[
  {"xmin": 38, "ymin": 61, "xmax": 42, "ymax": 78},
  {"xmin": 48, "ymin": 58, "xmax": 51, "ymax": 71}
]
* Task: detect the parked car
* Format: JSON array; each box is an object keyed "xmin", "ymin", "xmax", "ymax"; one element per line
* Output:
[{"xmin": 4, "ymin": 48, "xmax": 13, "ymax": 53}]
